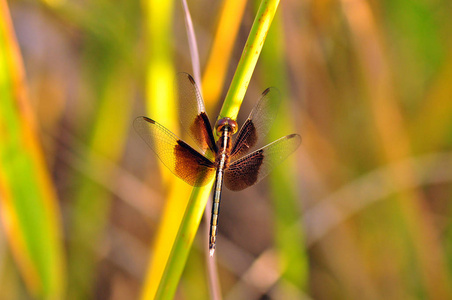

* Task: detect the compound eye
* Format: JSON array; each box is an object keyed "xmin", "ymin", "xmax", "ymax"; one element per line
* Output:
[{"xmin": 215, "ymin": 118, "xmax": 238, "ymax": 135}]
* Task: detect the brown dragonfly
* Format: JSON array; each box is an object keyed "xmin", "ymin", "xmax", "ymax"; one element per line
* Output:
[{"xmin": 134, "ymin": 73, "xmax": 301, "ymax": 255}]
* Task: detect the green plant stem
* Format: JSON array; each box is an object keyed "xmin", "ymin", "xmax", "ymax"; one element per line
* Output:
[
  {"xmin": 154, "ymin": 183, "xmax": 214, "ymax": 299},
  {"xmin": 154, "ymin": 0, "xmax": 280, "ymax": 299},
  {"xmin": 218, "ymin": 0, "xmax": 280, "ymax": 122}
]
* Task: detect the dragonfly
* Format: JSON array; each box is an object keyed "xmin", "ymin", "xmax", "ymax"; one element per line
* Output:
[{"xmin": 134, "ymin": 73, "xmax": 301, "ymax": 255}]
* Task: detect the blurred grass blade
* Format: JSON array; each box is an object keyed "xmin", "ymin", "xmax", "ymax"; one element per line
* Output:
[
  {"xmin": 67, "ymin": 71, "xmax": 134, "ymax": 298},
  {"xmin": 0, "ymin": 0, "xmax": 65, "ymax": 298},
  {"xmin": 140, "ymin": 180, "xmax": 192, "ymax": 300},
  {"xmin": 202, "ymin": 0, "xmax": 248, "ymax": 110},
  {"xmin": 61, "ymin": 2, "xmax": 139, "ymax": 297},
  {"xmin": 259, "ymin": 9, "xmax": 308, "ymax": 291},
  {"xmin": 139, "ymin": 0, "xmax": 193, "ymax": 299},
  {"xmin": 153, "ymin": 1, "xmax": 280, "ymax": 299},
  {"xmin": 340, "ymin": 0, "xmax": 452, "ymax": 297},
  {"xmin": 410, "ymin": 56, "xmax": 452, "ymax": 152}
]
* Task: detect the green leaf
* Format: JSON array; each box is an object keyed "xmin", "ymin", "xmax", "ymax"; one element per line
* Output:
[{"xmin": 0, "ymin": 2, "xmax": 65, "ymax": 298}]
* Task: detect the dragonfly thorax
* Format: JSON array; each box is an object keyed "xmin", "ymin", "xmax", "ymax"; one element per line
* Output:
[{"xmin": 214, "ymin": 118, "xmax": 237, "ymax": 169}]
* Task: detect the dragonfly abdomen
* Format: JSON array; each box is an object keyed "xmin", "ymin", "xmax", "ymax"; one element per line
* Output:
[{"xmin": 209, "ymin": 120, "xmax": 236, "ymax": 255}]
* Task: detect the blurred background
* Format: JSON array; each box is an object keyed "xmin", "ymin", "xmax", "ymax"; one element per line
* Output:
[{"xmin": 1, "ymin": 0, "xmax": 452, "ymax": 298}]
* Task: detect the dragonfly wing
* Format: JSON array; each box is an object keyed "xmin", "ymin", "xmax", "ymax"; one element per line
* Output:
[
  {"xmin": 230, "ymin": 87, "xmax": 281, "ymax": 158},
  {"xmin": 134, "ymin": 116, "xmax": 215, "ymax": 186},
  {"xmin": 176, "ymin": 72, "xmax": 217, "ymax": 157},
  {"xmin": 225, "ymin": 134, "xmax": 301, "ymax": 191}
]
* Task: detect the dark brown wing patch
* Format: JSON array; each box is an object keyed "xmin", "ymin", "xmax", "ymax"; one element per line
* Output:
[
  {"xmin": 225, "ymin": 134, "xmax": 301, "ymax": 191},
  {"xmin": 224, "ymin": 150, "xmax": 264, "ymax": 191},
  {"xmin": 176, "ymin": 73, "xmax": 216, "ymax": 157},
  {"xmin": 191, "ymin": 112, "xmax": 217, "ymax": 155},
  {"xmin": 231, "ymin": 87, "xmax": 281, "ymax": 159},
  {"xmin": 134, "ymin": 116, "xmax": 215, "ymax": 186},
  {"xmin": 174, "ymin": 140, "xmax": 216, "ymax": 186}
]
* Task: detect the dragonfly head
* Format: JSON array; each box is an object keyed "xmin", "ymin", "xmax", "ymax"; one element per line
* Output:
[{"xmin": 215, "ymin": 117, "xmax": 238, "ymax": 136}]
